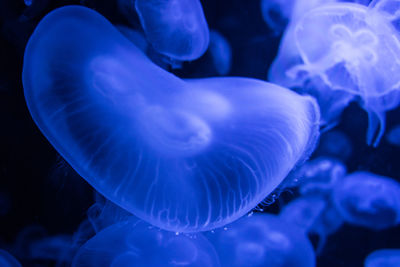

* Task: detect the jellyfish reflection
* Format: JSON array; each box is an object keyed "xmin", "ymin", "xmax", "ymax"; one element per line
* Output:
[
  {"xmin": 72, "ymin": 218, "xmax": 220, "ymax": 267},
  {"xmin": 207, "ymin": 214, "xmax": 315, "ymax": 267},
  {"xmin": 22, "ymin": 6, "xmax": 320, "ymax": 232},
  {"xmin": 269, "ymin": 2, "xmax": 400, "ymax": 146},
  {"xmin": 332, "ymin": 172, "xmax": 400, "ymax": 230}
]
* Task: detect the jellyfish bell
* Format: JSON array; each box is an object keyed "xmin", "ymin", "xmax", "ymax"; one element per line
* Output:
[
  {"xmin": 270, "ymin": 2, "xmax": 400, "ymax": 146},
  {"xmin": 364, "ymin": 249, "xmax": 400, "ymax": 267},
  {"xmin": 72, "ymin": 218, "xmax": 221, "ymax": 267},
  {"xmin": 206, "ymin": 214, "xmax": 316, "ymax": 267},
  {"xmin": 23, "ymin": 6, "xmax": 320, "ymax": 233},
  {"xmin": 134, "ymin": 0, "xmax": 210, "ymax": 61},
  {"xmin": 332, "ymin": 171, "xmax": 400, "ymax": 230}
]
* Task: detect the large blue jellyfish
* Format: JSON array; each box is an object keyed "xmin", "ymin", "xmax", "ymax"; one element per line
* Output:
[
  {"xmin": 0, "ymin": 249, "xmax": 22, "ymax": 267},
  {"xmin": 269, "ymin": 1, "xmax": 400, "ymax": 146},
  {"xmin": 332, "ymin": 172, "xmax": 400, "ymax": 230},
  {"xmin": 134, "ymin": 0, "xmax": 210, "ymax": 61},
  {"xmin": 22, "ymin": 6, "xmax": 320, "ymax": 232},
  {"xmin": 206, "ymin": 213, "xmax": 316, "ymax": 267},
  {"xmin": 72, "ymin": 218, "xmax": 221, "ymax": 267},
  {"xmin": 365, "ymin": 249, "xmax": 400, "ymax": 267}
]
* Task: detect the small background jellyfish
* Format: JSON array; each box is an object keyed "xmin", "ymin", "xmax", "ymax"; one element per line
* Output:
[
  {"xmin": 364, "ymin": 249, "xmax": 400, "ymax": 267},
  {"xmin": 134, "ymin": 0, "xmax": 210, "ymax": 61},
  {"xmin": 206, "ymin": 213, "xmax": 316, "ymax": 267},
  {"xmin": 269, "ymin": 1, "xmax": 400, "ymax": 146},
  {"xmin": 386, "ymin": 124, "xmax": 400, "ymax": 147},
  {"xmin": 72, "ymin": 217, "xmax": 221, "ymax": 267},
  {"xmin": 332, "ymin": 172, "xmax": 400, "ymax": 230},
  {"xmin": 207, "ymin": 30, "xmax": 232, "ymax": 76},
  {"xmin": 314, "ymin": 131, "xmax": 353, "ymax": 161},
  {"xmin": 22, "ymin": 5, "xmax": 320, "ymax": 233}
]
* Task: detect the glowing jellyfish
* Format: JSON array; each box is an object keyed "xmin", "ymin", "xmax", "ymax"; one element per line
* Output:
[
  {"xmin": 208, "ymin": 30, "xmax": 232, "ymax": 76},
  {"xmin": 315, "ymin": 131, "xmax": 352, "ymax": 161},
  {"xmin": 294, "ymin": 157, "xmax": 346, "ymax": 196},
  {"xmin": 386, "ymin": 125, "xmax": 400, "ymax": 147},
  {"xmin": 27, "ymin": 235, "xmax": 74, "ymax": 265},
  {"xmin": 72, "ymin": 218, "xmax": 220, "ymax": 267},
  {"xmin": 332, "ymin": 172, "xmax": 400, "ymax": 230},
  {"xmin": 206, "ymin": 214, "xmax": 315, "ymax": 267},
  {"xmin": 133, "ymin": 0, "xmax": 210, "ymax": 61},
  {"xmin": 22, "ymin": 6, "xmax": 320, "ymax": 232},
  {"xmin": 260, "ymin": 0, "xmax": 293, "ymax": 34},
  {"xmin": 0, "ymin": 249, "xmax": 21, "ymax": 267},
  {"xmin": 269, "ymin": 2, "xmax": 400, "ymax": 146},
  {"xmin": 280, "ymin": 195, "xmax": 344, "ymax": 252},
  {"xmin": 260, "ymin": 0, "xmax": 336, "ymax": 34},
  {"xmin": 365, "ymin": 249, "xmax": 400, "ymax": 267}
]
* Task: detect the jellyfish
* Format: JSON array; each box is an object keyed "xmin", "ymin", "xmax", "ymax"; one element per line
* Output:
[
  {"xmin": 365, "ymin": 249, "xmax": 400, "ymax": 267},
  {"xmin": 269, "ymin": 2, "xmax": 400, "ymax": 146},
  {"xmin": 260, "ymin": 0, "xmax": 293, "ymax": 34},
  {"xmin": 22, "ymin": 6, "xmax": 320, "ymax": 232},
  {"xmin": 386, "ymin": 125, "xmax": 400, "ymax": 147},
  {"xmin": 294, "ymin": 157, "xmax": 347, "ymax": 196},
  {"xmin": 27, "ymin": 235, "xmax": 74, "ymax": 265},
  {"xmin": 280, "ymin": 195, "xmax": 344, "ymax": 252},
  {"xmin": 208, "ymin": 30, "xmax": 232, "ymax": 76},
  {"xmin": 0, "ymin": 249, "xmax": 21, "ymax": 267},
  {"xmin": 206, "ymin": 213, "xmax": 315, "ymax": 267},
  {"xmin": 72, "ymin": 218, "xmax": 220, "ymax": 267},
  {"xmin": 332, "ymin": 172, "xmax": 400, "ymax": 230},
  {"xmin": 132, "ymin": 0, "xmax": 209, "ymax": 61},
  {"xmin": 260, "ymin": 0, "xmax": 336, "ymax": 35},
  {"xmin": 315, "ymin": 130, "xmax": 353, "ymax": 161}
]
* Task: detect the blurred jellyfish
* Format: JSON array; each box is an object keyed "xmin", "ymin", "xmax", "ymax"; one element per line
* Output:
[
  {"xmin": 260, "ymin": 0, "xmax": 293, "ymax": 34},
  {"xmin": 280, "ymin": 195, "xmax": 344, "ymax": 252},
  {"xmin": 207, "ymin": 214, "xmax": 315, "ymax": 267},
  {"xmin": 295, "ymin": 157, "xmax": 347, "ymax": 195},
  {"xmin": 365, "ymin": 249, "xmax": 400, "ymax": 267},
  {"xmin": 22, "ymin": 6, "xmax": 320, "ymax": 232},
  {"xmin": 12, "ymin": 225, "xmax": 47, "ymax": 261},
  {"xmin": 260, "ymin": 0, "xmax": 336, "ymax": 35},
  {"xmin": 27, "ymin": 235, "xmax": 74, "ymax": 265},
  {"xmin": 72, "ymin": 218, "xmax": 220, "ymax": 267},
  {"xmin": 332, "ymin": 172, "xmax": 400, "ymax": 230},
  {"xmin": 386, "ymin": 125, "xmax": 400, "ymax": 147},
  {"xmin": 269, "ymin": 2, "xmax": 400, "ymax": 146},
  {"xmin": 0, "ymin": 249, "xmax": 21, "ymax": 267},
  {"xmin": 315, "ymin": 131, "xmax": 353, "ymax": 161},
  {"xmin": 134, "ymin": 0, "xmax": 210, "ymax": 61},
  {"xmin": 208, "ymin": 30, "xmax": 232, "ymax": 76}
]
